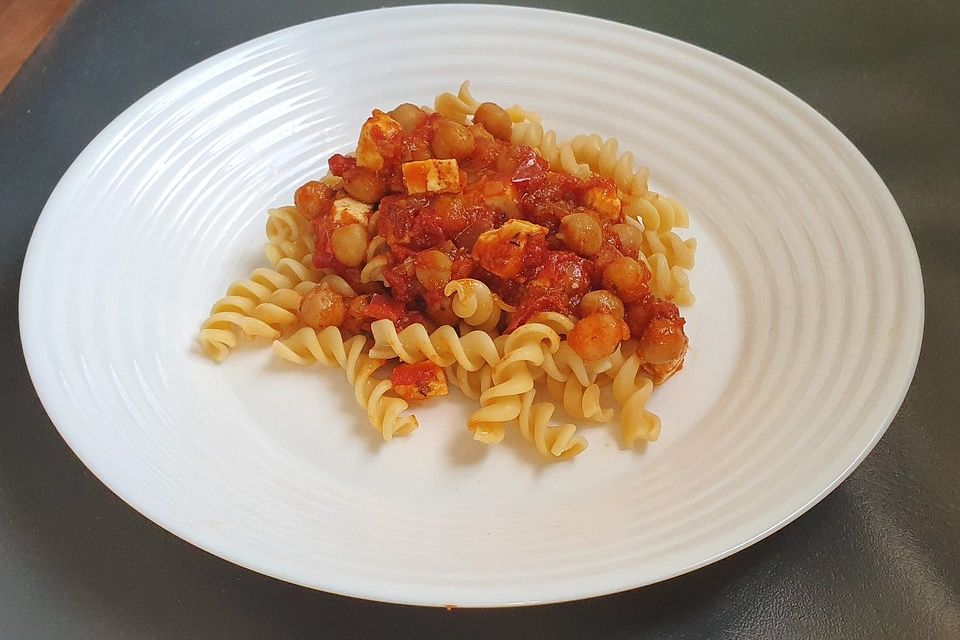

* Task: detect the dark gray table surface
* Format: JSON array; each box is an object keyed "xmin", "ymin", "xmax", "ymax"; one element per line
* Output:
[{"xmin": 2, "ymin": 1, "xmax": 958, "ymax": 638}]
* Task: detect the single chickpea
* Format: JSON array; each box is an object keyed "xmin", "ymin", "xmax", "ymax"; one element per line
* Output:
[
  {"xmin": 389, "ymin": 103, "xmax": 427, "ymax": 133},
  {"xmin": 568, "ymin": 313, "xmax": 630, "ymax": 361},
  {"xmin": 579, "ymin": 290, "xmax": 625, "ymax": 319},
  {"xmin": 431, "ymin": 119, "xmax": 475, "ymax": 160},
  {"xmin": 342, "ymin": 167, "xmax": 386, "ymax": 204},
  {"xmin": 601, "ymin": 256, "xmax": 650, "ymax": 303},
  {"xmin": 610, "ymin": 223, "xmax": 645, "ymax": 258},
  {"xmin": 558, "ymin": 212, "xmax": 602, "ymax": 257},
  {"xmin": 473, "ymin": 102, "xmax": 513, "ymax": 141},
  {"xmin": 299, "ymin": 285, "xmax": 346, "ymax": 329},
  {"xmin": 294, "ymin": 181, "xmax": 334, "ymax": 219},
  {"xmin": 414, "ymin": 249, "xmax": 453, "ymax": 291},
  {"xmin": 330, "ymin": 223, "xmax": 369, "ymax": 267}
]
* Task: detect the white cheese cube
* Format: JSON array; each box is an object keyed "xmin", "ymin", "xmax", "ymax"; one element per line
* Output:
[
  {"xmin": 356, "ymin": 111, "xmax": 402, "ymax": 171},
  {"xmin": 401, "ymin": 159, "xmax": 462, "ymax": 194},
  {"xmin": 331, "ymin": 197, "xmax": 372, "ymax": 226}
]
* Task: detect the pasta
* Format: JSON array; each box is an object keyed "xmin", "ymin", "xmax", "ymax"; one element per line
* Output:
[
  {"xmin": 199, "ymin": 258, "xmax": 319, "ymax": 360},
  {"xmin": 468, "ymin": 323, "xmax": 560, "ymax": 443},
  {"xmin": 199, "ymin": 83, "xmax": 695, "ymax": 461},
  {"xmin": 518, "ymin": 390, "xmax": 588, "ymax": 460},
  {"xmin": 545, "ymin": 376, "xmax": 613, "ymax": 423},
  {"xmin": 568, "ymin": 134, "xmax": 649, "ymax": 197},
  {"xmin": 607, "ymin": 349, "xmax": 662, "ymax": 446},
  {"xmin": 274, "ymin": 328, "xmax": 418, "ymax": 439},
  {"xmin": 511, "ymin": 120, "xmax": 591, "ymax": 179},
  {"xmin": 444, "ymin": 279, "xmax": 502, "ymax": 331},
  {"xmin": 264, "ymin": 206, "xmax": 314, "ymax": 265},
  {"xmin": 434, "ymin": 80, "xmax": 540, "ymax": 125},
  {"xmin": 445, "ymin": 362, "xmax": 495, "ymax": 401},
  {"xmin": 641, "ymin": 252, "xmax": 695, "ymax": 306},
  {"xmin": 369, "ymin": 320, "xmax": 500, "ymax": 371}
]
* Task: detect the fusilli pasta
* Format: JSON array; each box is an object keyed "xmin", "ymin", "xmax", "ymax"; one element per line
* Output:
[
  {"xmin": 273, "ymin": 328, "xmax": 418, "ymax": 440},
  {"xmin": 468, "ymin": 324, "xmax": 560, "ymax": 444},
  {"xmin": 444, "ymin": 279, "xmax": 502, "ymax": 331},
  {"xmin": 568, "ymin": 134, "xmax": 649, "ymax": 197},
  {"xmin": 199, "ymin": 258, "xmax": 319, "ymax": 360},
  {"xmin": 518, "ymin": 389, "xmax": 588, "ymax": 460},
  {"xmin": 607, "ymin": 351, "xmax": 662, "ymax": 447},
  {"xmin": 369, "ymin": 320, "xmax": 501, "ymax": 371}
]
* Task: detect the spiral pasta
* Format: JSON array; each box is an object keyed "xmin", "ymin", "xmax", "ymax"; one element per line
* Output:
[
  {"xmin": 622, "ymin": 216, "xmax": 695, "ymax": 304},
  {"xmin": 518, "ymin": 390, "xmax": 588, "ymax": 460},
  {"xmin": 468, "ymin": 324, "xmax": 560, "ymax": 444},
  {"xmin": 369, "ymin": 320, "xmax": 501, "ymax": 371},
  {"xmin": 199, "ymin": 313, "xmax": 279, "ymax": 362},
  {"xmin": 273, "ymin": 328, "xmax": 418, "ymax": 440},
  {"xmin": 365, "ymin": 233, "xmax": 388, "ymax": 261},
  {"xmin": 527, "ymin": 311, "xmax": 575, "ymax": 336},
  {"xmin": 641, "ymin": 230, "xmax": 697, "ymax": 271},
  {"xmin": 445, "ymin": 362, "xmax": 495, "ymax": 401},
  {"xmin": 199, "ymin": 258, "xmax": 319, "ymax": 360},
  {"xmin": 640, "ymin": 253, "xmax": 695, "ymax": 306},
  {"xmin": 266, "ymin": 206, "xmax": 311, "ymax": 244},
  {"xmin": 264, "ymin": 206, "xmax": 314, "ymax": 265},
  {"xmin": 608, "ymin": 351, "xmax": 662, "ymax": 447},
  {"xmin": 568, "ymin": 134, "xmax": 650, "ymax": 197},
  {"xmin": 444, "ymin": 279, "xmax": 502, "ymax": 331},
  {"xmin": 545, "ymin": 376, "xmax": 613, "ymax": 423},
  {"xmin": 360, "ymin": 253, "xmax": 389, "ymax": 284},
  {"xmin": 317, "ymin": 273, "xmax": 357, "ymax": 297},
  {"xmin": 434, "ymin": 81, "xmax": 539, "ymax": 125},
  {"xmin": 433, "ymin": 81, "xmax": 480, "ymax": 124},
  {"xmin": 623, "ymin": 191, "xmax": 690, "ymax": 234}
]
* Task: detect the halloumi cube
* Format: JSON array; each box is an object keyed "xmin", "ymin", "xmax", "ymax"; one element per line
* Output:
[
  {"xmin": 331, "ymin": 196, "xmax": 372, "ymax": 226},
  {"xmin": 401, "ymin": 159, "xmax": 462, "ymax": 195},
  {"xmin": 584, "ymin": 183, "xmax": 622, "ymax": 221},
  {"xmin": 356, "ymin": 111, "xmax": 403, "ymax": 172}
]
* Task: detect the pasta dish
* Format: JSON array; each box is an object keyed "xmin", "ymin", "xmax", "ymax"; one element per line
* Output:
[{"xmin": 199, "ymin": 83, "xmax": 696, "ymax": 460}]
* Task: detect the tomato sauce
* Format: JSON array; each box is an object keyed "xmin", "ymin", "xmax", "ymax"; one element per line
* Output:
[{"xmin": 306, "ymin": 105, "xmax": 686, "ymax": 364}]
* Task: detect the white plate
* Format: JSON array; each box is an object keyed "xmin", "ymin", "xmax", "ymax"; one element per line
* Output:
[{"xmin": 19, "ymin": 6, "xmax": 923, "ymax": 606}]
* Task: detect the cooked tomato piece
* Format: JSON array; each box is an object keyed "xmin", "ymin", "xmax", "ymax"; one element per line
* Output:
[
  {"xmin": 391, "ymin": 362, "xmax": 449, "ymax": 401},
  {"xmin": 363, "ymin": 294, "xmax": 407, "ymax": 324}
]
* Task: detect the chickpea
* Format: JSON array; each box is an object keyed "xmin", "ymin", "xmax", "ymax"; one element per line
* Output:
[
  {"xmin": 558, "ymin": 212, "xmax": 602, "ymax": 257},
  {"xmin": 638, "ymin": 315, "xmax": 688, "ymax": 365},
  {"xmin": 579, "ymin": 290, "xmax": 625, "ymax": 319},
  {"xmin": 601, "ymin": 256, "xmax": 650, "ymax": 303},
  {"xmin": 568, "ymin": 313, "xmax": 630, "ymax": 361},
  {"xmin": 431, "ymin": 120, "xmax": 475, "ymax": 160},
  {"xmin": 294, "ymin": 180, "xmax": 333, "ymax": 219},
  {"xmin": 610, "ymin": 223, "xmax": 644, "ymax": 258},
  {"xmin": 342, "ymin": 167, "xmax": 386, "ymax": 204},
  {"xmin": 414, "ymin": 249, "xmax": 453, "ymax": 291},
  {"xmin": 625, "ymin": 301, "xmax": 654, "ymax": 337},
  {"xmin": 330, "ymin": 223, "xmax": 369, "ymax": 267},
  {"xmin": 389, "ymin": 103, "xmax": 427, "ymax": 133},
  {"xmin": 473, "ymin": 102, "xmax": 513, "ymax": 141},
  {"xmin": 299, "ymin": 285, "xmax": 346, "ymax": 329}
]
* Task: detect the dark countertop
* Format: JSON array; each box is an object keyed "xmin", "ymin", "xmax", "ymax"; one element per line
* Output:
[{"xmin": 1, "ymin": 1, "xmax": 957, "ymax": 638}]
